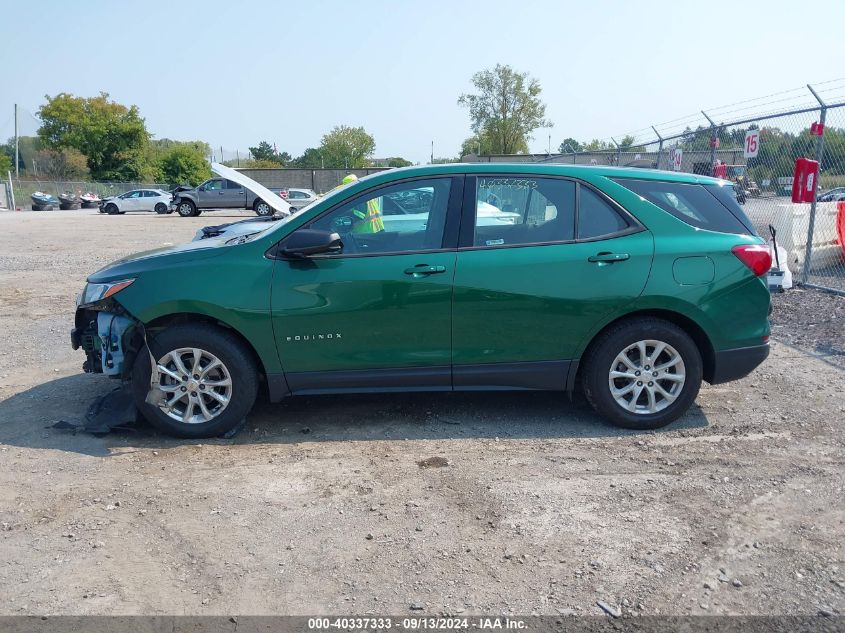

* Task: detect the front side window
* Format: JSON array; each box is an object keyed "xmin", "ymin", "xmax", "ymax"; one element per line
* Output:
[
  {"xmin": 307, "ymin": 178, "xmax": 452, "ymax": 255},
  {"xmin": 472, "ymin": 176, "xmax": 575, "ymax": 247},
  {"xmin": 123, "ymin": 191, "xmax": 142, "ymax": 199},
  {"xmin": 204, "ymin": 179, "xmax": 224, "ymax": 191}
]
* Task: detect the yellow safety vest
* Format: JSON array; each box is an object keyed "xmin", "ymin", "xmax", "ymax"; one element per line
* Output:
[{"xmin": 351, "ymin": 197, "xmax": 384, "ymax": 233}]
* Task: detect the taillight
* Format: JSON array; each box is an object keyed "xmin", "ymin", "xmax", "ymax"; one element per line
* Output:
[{"xmin": 731, "ymin": 244, "xmax": 772, "ymax": 276}]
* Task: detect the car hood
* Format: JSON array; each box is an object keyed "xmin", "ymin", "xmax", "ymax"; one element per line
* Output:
[
  {"xmin": 87, "ymin": 238, "xmax": 231, "ymax": 283},
  {"xmin": 211, "ymin": 162, "xmax": 292, "ymax": 215}
]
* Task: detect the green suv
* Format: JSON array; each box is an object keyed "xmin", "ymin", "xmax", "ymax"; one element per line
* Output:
[{"xmin": 71, "ymin": 164, "xmax": 772, "ymax": 438}]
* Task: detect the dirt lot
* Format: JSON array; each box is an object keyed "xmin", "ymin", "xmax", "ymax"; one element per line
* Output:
[{"xmin": 0, "ymin": 209, "xmax": 843, "ymax": 617}]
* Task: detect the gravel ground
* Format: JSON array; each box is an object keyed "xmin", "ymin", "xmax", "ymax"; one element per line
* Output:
[
  {"xmin": 0, "ymin": 209, "xmax": 843, "ymax": 617},
  {"xmin": 771, "ymin": 289, "xmax": 845, "ymax": 370}
]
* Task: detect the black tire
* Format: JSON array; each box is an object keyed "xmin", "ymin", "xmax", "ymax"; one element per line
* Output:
[
  {"xmin": 581, "ymin": 317, "xmax": 703, "ymax": 430},
  {"xmin": 254, "ymin": 199, "xmax": 273, "ymax": 216},
  {"xmin": 131, "ymin": 323, "xmax": 258, "ymax": 438},
  {"xmin": 154, "ymin": 203, "xmax": 168, "ymax": 214},
  {"xmin": 104, "ymin": 203, "xmax": 119, "ymax": 215},
  {"xmin": 176, "ymin": 200, "xmax": 196, "ymax": 217},
  {"xmin": 194, "ymin": 209, "xmax": 202, "ymax": 216}
]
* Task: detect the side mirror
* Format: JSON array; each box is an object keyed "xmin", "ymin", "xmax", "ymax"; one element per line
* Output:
[
  {"xmin": 198, "ymin": 185, "xmax": 206, "ymax": 191},
  {"xmin": 281, "ymin": 229, "xmax": 343, "ymax": 258}
]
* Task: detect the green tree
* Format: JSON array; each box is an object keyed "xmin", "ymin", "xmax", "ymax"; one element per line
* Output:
[
  {"xmin": 582, "ymin": 139, "xmax": 613, "ymax": 151},
  {"xmin": 458, "ymin": 64, "xmax": 552, "ymax": 155},
  {"xmin": 558, "ymin": 138, "xmax": 582, "ymax": 153},
  {"xmin": 617, "ymin": 135, "xmax": 636, "ymax": 149},
  {"xmin": 157, "ymin": 144, "xmax": 211, "ymax": 186},
  {"xmin": 460, "ymin": 129, "xmax": 514, "ymax": 157},
  {"xmin": 292, "ymin": 147, "xmax": 325, "ymax": 168},
  {"xmin": 3, "ymin": 136, "xmax": 43, "ymax": 174},
  {"xmin": 33, "ymin": 148, "xmax": 89, "ymax": 180},
  {"xmin": 0, "ymin": 152, "xmax": 10, "ymax": 175},
  {"xmin": 37, "ymin": 92, "xmax": 149, "ymax": 180},
  {"xmin": 248, "ymin": 141, "xmax": 290, "ymax": 165},
  {"xmin": 387, "ymin": 157, "xmax": 413, "ymax": 167},
  {"xmin": 319, "ymin": 126, "xmax": 376, "ymax": 168}
]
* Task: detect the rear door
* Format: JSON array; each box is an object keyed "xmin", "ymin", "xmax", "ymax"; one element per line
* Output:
[
  {"xmin": 451, "ymin": 175, "xmax": 654, "ymax": 389},
  {"xmin": 141, "ymin": 190, "xmax": 159, "ymax": 210},
  {"xmin": 224, "ymin": 179, "xmax": 247, "ymax": 208}
]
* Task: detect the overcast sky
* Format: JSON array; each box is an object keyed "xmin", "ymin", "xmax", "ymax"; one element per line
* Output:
[{"xmin": 2, "ymin": 0, "xmax": 844, "ymax": 164}]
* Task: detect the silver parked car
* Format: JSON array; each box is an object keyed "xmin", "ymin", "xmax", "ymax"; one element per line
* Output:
[
  {"xmin": 282, "ymin": 188, "xmax": 319, "ymax": 210},
  {"xmin": 100, "ymin": 189, "xmax": 173, "ymax": 215}
]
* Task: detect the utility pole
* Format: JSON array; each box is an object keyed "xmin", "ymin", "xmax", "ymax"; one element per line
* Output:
[
  {"xmin": 14, "ymin": 104, "xmax": 19, "ymax": 178},
  {"xmin": 431, "ymin": 140, "xmax": 434, "ymax": 164},
  {"xmin": 548, "ymin": 134, "xmax": 551, "ymax": 155}
]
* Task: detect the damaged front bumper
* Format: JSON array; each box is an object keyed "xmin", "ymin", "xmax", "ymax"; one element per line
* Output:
[{"xmin": 71, "ymin": 299, "xmax": 143, "ymax": 379}]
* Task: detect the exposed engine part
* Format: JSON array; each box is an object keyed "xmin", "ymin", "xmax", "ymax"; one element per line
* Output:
[{"xmin": 98, "ymin": 312, "xmax": 135, "ymax": 376}]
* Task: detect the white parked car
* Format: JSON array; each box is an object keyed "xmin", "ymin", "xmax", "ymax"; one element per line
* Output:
[
  {"xmin": 281, "ymin": 188, "xmax": 319, "ymax": 210},
  {"xmin": 100, "ymin": 189, "xmax": 173, "ymax": 215}
]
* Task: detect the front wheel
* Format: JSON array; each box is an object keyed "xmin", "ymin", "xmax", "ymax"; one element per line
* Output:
[
  {"xmin": 581, "ymin": 317, "xmax": 702, "ymax": 430},
  {"xmin": 104, "ymin": 203, "xmax": 119, "ymax": 215},
  {"xmin": 176, "ymin": 200, "xmax": 196, "ymax": 217},
  {"xmin": 254, "ymin": 199, "xmax": 273, "ymax": 216},
  {"xmin": 131, "ymin": 324, "xmax": 258, "ymax": 438}
]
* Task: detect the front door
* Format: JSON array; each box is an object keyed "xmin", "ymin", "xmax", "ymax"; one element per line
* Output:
[
  {"xmin": 122, "ymin": 190, "xmax": 143, "ymax": 211},
  {"xmin": 451, "ymin": 175, "xmax": 654, "ymax": 389},
  {"xmin": 198, "ymin": 178, "xmax": 226, "ymax": 208},
  {"xmin": 270, "ymin": 176, "xmax": 462, "ymax": 392}
]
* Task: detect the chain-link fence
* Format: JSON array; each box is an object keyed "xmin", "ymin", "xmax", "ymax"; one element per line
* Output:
[
  {"xmin": 4, "ymin": 179, "xmax": 172, "ymax": 210},
  {"xmin": 475, "ymin": 85, "xmax": 845, "ymax": 295}
]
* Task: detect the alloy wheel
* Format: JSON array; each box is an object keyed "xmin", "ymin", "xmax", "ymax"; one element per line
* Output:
[
  {"xmin": 154, "ymin": 347, "xmax": 232, "ymax": 424},
  {"xmin": 608, "ymin": 339, "xmax": 685, "ymax": 414}
]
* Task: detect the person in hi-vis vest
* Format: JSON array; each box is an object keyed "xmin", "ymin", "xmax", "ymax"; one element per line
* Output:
[{"xmin": 340, "ymin": 174, "xmax": 384, "ymax": 234}]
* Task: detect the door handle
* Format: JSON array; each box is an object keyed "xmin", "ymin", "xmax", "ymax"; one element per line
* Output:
[
  {"xmin": 218, "ymin": 191, "xmax": 225, "ymax": 195},
  {"xmin": 588, "ymin": 252, "xmax": 630, "ymax": 264},
  {"xmin": 404, "ymin": 264, "xmax": 447, "ymax": 277}
]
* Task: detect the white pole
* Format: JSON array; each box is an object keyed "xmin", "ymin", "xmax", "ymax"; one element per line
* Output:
[{"xmin": 7, "ymin": 170, "xmax": 15, "ymax": 209}]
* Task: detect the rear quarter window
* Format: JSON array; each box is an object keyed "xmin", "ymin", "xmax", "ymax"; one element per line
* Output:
[{"xmin": 613, "ymin": 178, "xmax": 754, "ymax": 235}]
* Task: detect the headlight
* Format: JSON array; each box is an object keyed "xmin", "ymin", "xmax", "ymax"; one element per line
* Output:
[{"xmin": 78, "ymin": 278, "xmax": 135, "ymax": 306}]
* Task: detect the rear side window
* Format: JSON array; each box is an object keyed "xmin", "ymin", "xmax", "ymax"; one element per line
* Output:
[
  {"xmin": 226, "ymin": 180, "xmax": 243, "ymax": 190},
  {"xmin": 704, "ymin": 183, "xmax": 757, "ymax": 235},
  {"xmin": 471, "ymin": 177, "xmax": 575, "ymax": 247},
  {"xmin": 578, "ymin": 187, "xmax": 630, "ymax": 239},
  {"xmin": 614, "ymin": 178, "xmax": 751, "ymax": 235}
]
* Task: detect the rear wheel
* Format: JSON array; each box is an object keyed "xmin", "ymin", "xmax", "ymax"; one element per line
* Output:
[
  {"xmin": 254, "ymin": 199, "xmax": 273, "ymax": 216},
  {"xmin": 176, "ymin": 200, "xmax": 196, "ymax": 217},
  {"xmin": 582, "ymin": 317, "xmax": 702, "ymax": 430},
  {"xmin": 131, "ymin": 324, "xmax": 258, "ymax": 438},
  {"xmin": 154, "ymin": 203, "xmax": 167, "ymax": 214}
]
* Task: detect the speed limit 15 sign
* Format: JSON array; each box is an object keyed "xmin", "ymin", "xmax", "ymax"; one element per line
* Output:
[{"xmin": 744, "ymin": 130, "xmax": 760, "ymax": 158}]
